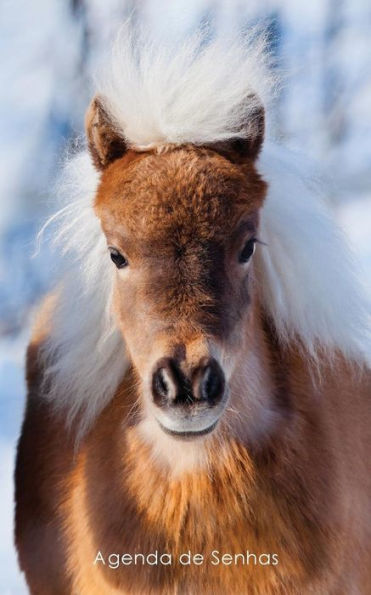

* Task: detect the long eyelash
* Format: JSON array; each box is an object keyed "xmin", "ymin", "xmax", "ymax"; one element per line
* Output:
[{"xmin": 254, "ymin": 237, "xmax": 268, "ymax": 247}]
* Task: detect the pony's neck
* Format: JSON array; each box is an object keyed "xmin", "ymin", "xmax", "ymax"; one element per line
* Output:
[
  {"xmin": 73, "ymin": 298, "xmax": 354, "ymax": 592},
  {"xmin": 85, "ymin": 348, "xmax": 333, "ymax": 590},
  {"xmin": 226, "ymin": 307, "xmax": 287, "ymax": 448}
]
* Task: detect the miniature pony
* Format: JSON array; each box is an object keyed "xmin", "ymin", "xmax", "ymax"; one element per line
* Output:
[{"xmin": 15, "ymin": 27, "xmax": 371, "ymax": 594}]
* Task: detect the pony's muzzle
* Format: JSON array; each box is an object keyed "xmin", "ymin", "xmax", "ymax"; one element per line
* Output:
[{"xmin": 151, "ymin": 356, "xmax": 225, "ymax": 410}]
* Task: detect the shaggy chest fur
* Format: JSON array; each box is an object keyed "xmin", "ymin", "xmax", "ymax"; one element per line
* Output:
[
  {"xmin": 62, "ymin": 387, "xmax": 346, "ymax": 595},
  {"xmin": 16, "ymin": 341, "xmax": 371, "ymax": 595}
]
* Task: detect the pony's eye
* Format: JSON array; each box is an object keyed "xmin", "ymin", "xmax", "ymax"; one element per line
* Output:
[
  {"xmin": 238, "ymin": 239, "xmax": 256, "ymax": 264},
  {"xmin": 109, "ymin": 247, "xmax": 128, "ymax": 269}
]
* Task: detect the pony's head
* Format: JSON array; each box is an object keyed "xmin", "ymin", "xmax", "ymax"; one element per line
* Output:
[
  {"xmin": 44, "ymin": 27, "xmax": 369, "ymax": 458},
  {"xmin": 88, "ymin": 95, "xmax": 267, "ymax": 440}
]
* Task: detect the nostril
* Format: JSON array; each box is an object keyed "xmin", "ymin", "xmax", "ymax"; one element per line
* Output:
[
  {"xmin": 152, "ymin": 360, "xmax": 178, "ymax": 407},
  {"xmin": 203, "ymin": 367, "xmax": 218, "ymax": 399},
  {"xmin": 152, "ymin": 357, "xmax": 225, "ymax": 409},
  {"xmin": 154, "ymin": 368, "xmax": 169, "ymax": 398},
  {"xmin": 199, "ymin": 360, "xmax": 225, "ymax": 405}
]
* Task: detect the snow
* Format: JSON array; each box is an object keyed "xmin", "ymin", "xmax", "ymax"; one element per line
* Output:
[{"xmin": 0, "ymin": 336, "xmax": 28, "ymax": 595}]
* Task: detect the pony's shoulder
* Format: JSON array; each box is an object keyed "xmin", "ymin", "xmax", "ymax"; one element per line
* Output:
[{"xmin": 26, "ymin": 290, "xmax": 60, "ymax": 391}]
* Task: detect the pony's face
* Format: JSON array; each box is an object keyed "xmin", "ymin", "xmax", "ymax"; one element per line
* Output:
[{"xmin": 89, "ymin": 98, "xmax": 267, "ymax": 441}]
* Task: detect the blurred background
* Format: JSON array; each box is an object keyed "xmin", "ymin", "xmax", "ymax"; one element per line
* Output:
[{"xmin": 1, "ymin": 0, "xmax": 370, "ymax": 592}]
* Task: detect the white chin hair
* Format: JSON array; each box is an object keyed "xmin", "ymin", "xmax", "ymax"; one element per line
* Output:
[{"xmin": 136, "ymin": 416, "xmax": 215, "ymax": 475}]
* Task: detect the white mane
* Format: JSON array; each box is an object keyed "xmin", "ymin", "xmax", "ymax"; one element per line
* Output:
[
  {"xmin": 40, "ymin": 152, "xmax": 127, "ymax": 437},
  {"xmin": 96, "ymin": 24, "xmax": 276, "ymax": 149},
  {"xmin": 257, "ymin": 145, "xmax": 370, "ymax": 361},
  {"xmin": 40, "ymin": 28, "xmax": 370, "ymax": 434}
]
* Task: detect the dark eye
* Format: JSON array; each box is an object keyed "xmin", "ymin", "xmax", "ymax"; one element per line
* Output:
[
  {"xmin": 109, "ymin": 247, "xmax": 128, "ymax": 269},
  {"xmin": 238, "ymin": 239, "xmax": 256, "ymax": 264}
]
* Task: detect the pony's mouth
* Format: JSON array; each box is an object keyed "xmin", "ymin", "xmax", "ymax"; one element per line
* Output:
[{"xmin": 157, "ymin": 419, "xmax": 218, "ymax": 440}]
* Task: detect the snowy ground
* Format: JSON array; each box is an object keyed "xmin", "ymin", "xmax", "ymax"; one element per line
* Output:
[{"xmin": 0, "ymin": 335, "xmax": 28, "ymax": 595}]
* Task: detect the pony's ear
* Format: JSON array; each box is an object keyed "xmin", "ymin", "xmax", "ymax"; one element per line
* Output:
[
  {"xmin": 85, "ymin": 96, "xmax": 128, "ymax": 170},
  {"xmin": 210, "ymin": 100, "xmax": 265, "ymax": 163}
]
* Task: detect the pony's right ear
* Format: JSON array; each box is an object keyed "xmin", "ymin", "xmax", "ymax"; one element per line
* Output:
[
  {"xmin": 85, "ymin": 96, "xmax": 128, "ymax": 170},
  {"xmin": 209, "ymin": 99, "xmax": 265, "ymax": 164}
]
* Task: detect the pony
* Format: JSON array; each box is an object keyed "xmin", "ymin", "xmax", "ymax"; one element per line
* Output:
[{"xmin": 15, "ymin": 26, "xmax": 371, "ymax": 594}]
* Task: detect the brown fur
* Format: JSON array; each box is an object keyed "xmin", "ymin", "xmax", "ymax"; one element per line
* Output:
[
  {"xmin": 15, "ymin": 102, "xmax": 371, "ymax": 594},
  {"xmin": 16, "ymin": 316, "xmax": 371, "ymax": 594}
]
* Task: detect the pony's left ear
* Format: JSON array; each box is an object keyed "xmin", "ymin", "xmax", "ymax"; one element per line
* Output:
[
  {"xmin": 211, "ymin": 100, "xmax": 265, "ymax": 163},
  {"xmin": 85, "ymin": 95, "xmax": 128, "ymax": 170}
]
